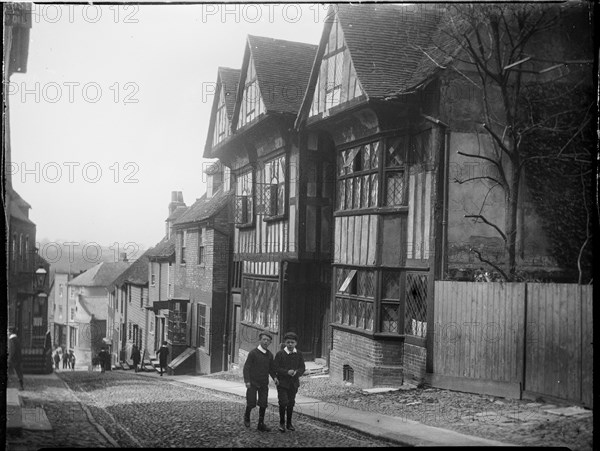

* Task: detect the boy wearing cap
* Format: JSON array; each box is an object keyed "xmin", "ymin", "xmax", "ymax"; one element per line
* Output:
[
  {"xmin": 243, "ymin": 329, "xmax": 278, "ymax": 432},
  {"xmin": 274, "ymin": 332, "xmax": 305, "ymax": 432}
]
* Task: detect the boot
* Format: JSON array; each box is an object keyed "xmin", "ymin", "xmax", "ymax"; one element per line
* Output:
[
  {"xmin": 257, "ymin": 407, "xmax": 271, "ymax": 432},
  {"xmin": 257, "ymin": 420, "xmax": 271, "ymax": 432},
  {"xmin": 286, "ymin": 407, "xmax": 295, "ymax": 431},
  {"xmin": 19, "ymin": 380, "xmax": 24, "ymax": 391},
  {"xmin": 244, "ymin": 406, "xmax": 252, "ymax": 427},
  {"xmin": 278, "ymin": 406, "xmax": 286, "ymax": 432}
]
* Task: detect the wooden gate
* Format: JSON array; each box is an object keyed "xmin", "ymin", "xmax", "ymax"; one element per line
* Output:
[
  {"xmin": 431, "ymin": 281, "xmax": 593, "ymax": 407},
  {"xmin": 524, "ymin": 284, "xmax": 593, "ymax": 407}
]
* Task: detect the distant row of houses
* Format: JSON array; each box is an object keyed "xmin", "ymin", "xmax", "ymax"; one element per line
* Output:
[{"xmin": 47, "ymin": 3, "xmax": 592, "ymax": 386}]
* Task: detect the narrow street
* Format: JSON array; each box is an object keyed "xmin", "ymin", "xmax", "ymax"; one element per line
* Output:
[{"xmin": 7, "ymin": 371, "xmax": 397, "ymax": 448}]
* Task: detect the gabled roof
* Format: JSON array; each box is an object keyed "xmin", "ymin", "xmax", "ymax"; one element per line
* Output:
[
  {"xmin": 203, "ymin": 67, "xmax": 241, "ymax": 158},
  {"xmin": 297, "ymin": 4, "xmax": 446, "ymax": 126},
  {"xmin": 166, "ymin": 205, "xmax": 188, "ymax": 222},
  {"xmin": 112, "ymin": 250, "xmax": 152, "ymax": 287},
  {"xmin": 339, "ymin": 4, "xmax": 444, "ymax": 96},
  {"xmin": 219, "ymin": 67, "xmax": 241, "ymax": 118},
  {"xmin": 79, "ymin": 296, "xmax": 108, "ymax": 320},
  {"xmin": 69, "ymin": 261, "xmax": 130, "ymax": 287},
  {"xmin": 7, "ymin": 188, "xmax": 34, "ymax": 225},
  {"xmin": 173, "ymin": 188, "xmax": 232, "ymax": 227},
  {"xmin": 232, "ymin": 36, "xmax": 318, "ymax": 129},
  {"xmin": 146, "ymin": 235, "xmax": 176, "ymax": 260}
]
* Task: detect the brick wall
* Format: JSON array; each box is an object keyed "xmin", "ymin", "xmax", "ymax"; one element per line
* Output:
[
  {"xmin": 329, "ymin": 328, "xmax": 404, "ymax": 388},
  {"xmin": 403, "ymin": 343, "xmax": 427, "ymax": 385}
]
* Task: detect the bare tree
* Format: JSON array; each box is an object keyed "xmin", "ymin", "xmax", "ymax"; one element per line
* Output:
[{"xmin": 429, "ymin": 3, "xmax": 594, "ymax": 281}]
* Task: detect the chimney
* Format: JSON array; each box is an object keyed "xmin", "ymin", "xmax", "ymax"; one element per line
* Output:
[
  {"xmin": 120, "ymin": 252, "xmax": 128, "ymax": 262},
  {"xmin": 166, "ymin": 191, "xmax": 186, "ymax": 239}
]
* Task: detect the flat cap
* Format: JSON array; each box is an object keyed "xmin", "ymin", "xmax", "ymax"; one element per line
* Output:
[
  {"xmin": 259, "ymin": 329, "xmax": 273, "ymax": 340},
  {"xmin": 283, "ymin": 332, "xmax": 298, "ymax": 341}
]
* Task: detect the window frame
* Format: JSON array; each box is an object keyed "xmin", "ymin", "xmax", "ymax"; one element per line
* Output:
[
  {"xmin": 263, "ymin": 153, "xmax": 287, "ymax": 220},
  {"xmin": 196, "ymin": 303, "xmax": 208, "ymax": 350},
  {"xmin": 197, "ymin": 228, "xmax": 205, "ymax": 266},
  {"xmin": 235, "ymin": 169, "xmax": 255, "ymax": 228}
]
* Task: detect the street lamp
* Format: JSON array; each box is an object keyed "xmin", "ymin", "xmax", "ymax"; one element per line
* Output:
[{"xmin": 35, "ymin": 266, "xmax": 48, "ymax": 291}]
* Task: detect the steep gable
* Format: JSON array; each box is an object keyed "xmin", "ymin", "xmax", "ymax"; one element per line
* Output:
[
  {"xmin": 298, "ymin": 4, "xmax": 445, "ymax": 126},
  {"xmin": 233, "ymin": 35, "xmax": 318, "ymax": 131},
  {"xmin": 203, "ymin": 67, "xmax": 241, "ymax": 158}
]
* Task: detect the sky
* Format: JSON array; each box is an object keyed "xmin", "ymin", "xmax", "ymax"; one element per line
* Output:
[{"xmin": 9, "ymin": 3, "xmax": 327, "ymax": 250}]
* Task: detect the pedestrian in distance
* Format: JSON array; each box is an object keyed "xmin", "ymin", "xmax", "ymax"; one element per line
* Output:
[
  {"xmin": 156, "ymin": 341, "xmax": 169, "ymax": 376},
  {"xmin": 8, "ymin": 328, "xmax": 24, "ymax": 391},
  {"xmin": 243, "ymin": 329, "xmax": 279, "ymax": 432},
  {"xmin": 62, "ymin": 348, "xmax": 69, "ymax": 369},
  {"xmin": 98, "ymin": 347, "xmax": 109, "ymax": 373},
  {"xmin": 274, "ymin": 332, "xmax": 305, "ymax": 432},
  {"xmin": 69, "ymin": 350, "xmax": 76, "ymax": 370},
  {"xmin": 53, "ymin": 348, "xmax": 60, "ymax": 370},
  {"xmin": 131, "ymin": 344, "xmax": 141, "ymax": 373}
]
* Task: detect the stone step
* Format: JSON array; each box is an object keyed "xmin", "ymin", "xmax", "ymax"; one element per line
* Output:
[{"xmin": 6, "ymin": 388, "xmax": 23, "ymax": 431}]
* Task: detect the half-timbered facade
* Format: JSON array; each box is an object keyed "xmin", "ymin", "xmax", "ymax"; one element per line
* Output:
[
  {"xmin": 296, "ymin": 4, "xmax": 445, "ymax": 386},
  {"xmin": 204, "ymin": 36, "xmax": 333, "ymax": 362}
]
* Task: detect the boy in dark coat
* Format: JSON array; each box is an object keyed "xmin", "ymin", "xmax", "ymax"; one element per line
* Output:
[
  {"xmin": 243, "ymin": 329, "xmax": 278, "ymax": 432},
  {"xmin": 156, "ymin": 341, "xmax": 169, "ymax": 376},
  {"xmin": 8, "ymin": 328, "xmax": 24, "ymax": 390},
  {"xmin": 131, "ymin": 344, "xmax": 141, "ymax": 373},
  {"xmin": 274, "ymin": 332, "xmax": 305, "ymax": 432},
  {"xmin": 98, "ymin": 347, "xmax": 109, "ymax": 373}
]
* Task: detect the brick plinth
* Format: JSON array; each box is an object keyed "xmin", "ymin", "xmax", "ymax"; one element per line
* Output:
[
  {"xmin": 329, "ymin": 328, "xmax": 403, "ymax": 388},
  {"xmin": 403, "ymin": 342, "xmax": 427, "ymax": 385}
]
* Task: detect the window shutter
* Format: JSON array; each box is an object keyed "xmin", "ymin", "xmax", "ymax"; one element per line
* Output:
[
  {"xmin": 191, "ymin": 304, "xmax": 197, "ymax": 348},
  {"xmin": 186, "ymin": 302, "xmax": 192, "ymax": 346}
]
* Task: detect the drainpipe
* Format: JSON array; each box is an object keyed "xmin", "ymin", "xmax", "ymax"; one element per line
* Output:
[
  {"xmin": 441, "ymin": 128, "xmax": 450, "ymax": 279},
  {"xmin": 421, "ymin": 114, "xmax": 450, "ymax": 278}
]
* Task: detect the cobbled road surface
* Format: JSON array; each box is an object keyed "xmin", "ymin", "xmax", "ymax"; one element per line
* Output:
[{"xmin": 55, "ymin": 371, "xmax": 396, "ymax": 448}]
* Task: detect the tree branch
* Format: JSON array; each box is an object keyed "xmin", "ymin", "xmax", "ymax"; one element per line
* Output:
[
  {"xmin": 482, "ymin": 123, "xmax": 513, "ymax": 158},
  {"xmin": 454, "ymin": 176, "xmax": 504, "ymax": 186},
  {"xmin": 469, "ymin": 247, "xmax": 509, "ymax": 281},
  {"xmin": 465, "ymin": 214, "xmax": 507, "ymax": 241}
]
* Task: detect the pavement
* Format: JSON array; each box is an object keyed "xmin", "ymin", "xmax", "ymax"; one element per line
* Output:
[{"xmin": 135, "ymin": 371, "xmax": 512, "ymax": 447}]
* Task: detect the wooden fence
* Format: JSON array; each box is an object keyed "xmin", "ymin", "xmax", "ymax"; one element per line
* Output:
[{"xmin": 429, "ymin": 281, "xmax": 593, "ymax": 408}]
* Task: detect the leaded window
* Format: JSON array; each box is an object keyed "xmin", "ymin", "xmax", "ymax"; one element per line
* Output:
[
  {"xmin": 334, "ymin": 267, "xmax": 374, "ymax": 331},
  {"xmin": 241, "ymin": 277, "xmax": 279, "ymax": 330},
  {"xmin": 381, "ymin": 270, "xmax": 401, "ymax": 333},
  {"xmin": 263, "ymin": 154, "xmax": 286, "ymax": 218},
  {"xmin": 336, "ymin": 142, "xmax": 379, "ymax": 211},
  {"xmin": 235, "ymin": 170, "xmax": 254, "ymax": 227},
  {"xmin": 405, "ymin": 273, "xmax": 428, "ymax": 337},
  {"xmin": 384, "ymin": 137, "xmax": 408, "ymax": 206}
]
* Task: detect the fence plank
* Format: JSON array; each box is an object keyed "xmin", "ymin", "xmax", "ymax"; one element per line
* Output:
[{"xmin": 581, "ymin": 285, "xmax": 593, "ymax": 407}]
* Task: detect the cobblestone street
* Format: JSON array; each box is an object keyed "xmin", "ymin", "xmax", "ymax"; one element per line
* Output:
[{"xmin": 7, "ymin": 371, "xmax": 396, "ymax": 449}]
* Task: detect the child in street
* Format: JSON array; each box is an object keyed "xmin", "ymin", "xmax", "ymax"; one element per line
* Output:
[
  {"xmin": 274, "ymin": 332, "xmax": 305, "ymax": 432},
  {"xmin": 243, "ymin": 329, "xmax": 279, "ymax": 432},
  {"xmin": 156, "ymin": 341, "xmax": 169, "ymax": 376}
]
